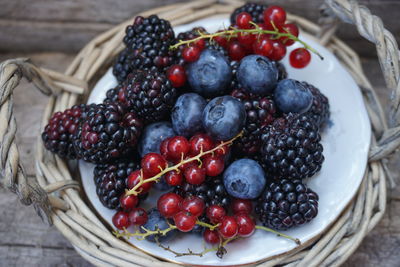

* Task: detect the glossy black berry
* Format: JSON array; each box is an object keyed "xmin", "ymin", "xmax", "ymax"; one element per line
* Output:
[
  {"xmin": 230, "ymin": 3, "xmax": 267, "ymax": 24},
  {"xmin": 302, "ymin": 82, "xmax": 330, "ymax": 129},
  {"xmin": 256, "ymin": 179, "xmax": 319, "ymax": 230}
]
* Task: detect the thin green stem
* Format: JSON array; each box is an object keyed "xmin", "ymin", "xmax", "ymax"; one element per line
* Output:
[{"xmin": 255, "ymin": 225, "xmax": 301, "ymax": 245}]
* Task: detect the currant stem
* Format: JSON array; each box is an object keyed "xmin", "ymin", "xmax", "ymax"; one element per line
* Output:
[
  {"xmin": 125, "ymin": 131, "xmax": 243, "ymax": 196},
  {"xmin": 196, "ymin": 220, "xmax": 220, "ymax": 231},
  {"xmin": 255, "ymin": 225, "xmax": 301, "ymax": 245},
  {"xmin": 169, "ymin": 24, "xmax": 323, "ymax": 60}
]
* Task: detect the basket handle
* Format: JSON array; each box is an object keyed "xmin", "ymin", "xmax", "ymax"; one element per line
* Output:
[
  {"xmin": 0, "ymin": 58, "xmax": 86, "ymax": 223},
  {"xmin": 323, "ymin": 0, "xmax": 400, "ymax": 161}
]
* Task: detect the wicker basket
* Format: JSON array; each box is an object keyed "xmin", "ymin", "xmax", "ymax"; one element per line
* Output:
[{"xmin": 0, "ymin": 0, "xmax": 399, "ymax": 265}]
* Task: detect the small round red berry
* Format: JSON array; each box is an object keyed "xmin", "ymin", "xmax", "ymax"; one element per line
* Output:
[
  {"xmin": 280, "ymin": 23, "xmax": 299, "ymax": 46},
  {"xmin": 112, "ymin": 211, "xmax": 130, "ymax": 230},
  {"xmin": 263, "ymin": 6, "xmax": 287, "ymax": 27},
  {"xmin": 237, "ymin": 32, "xmax": 256, "ymax": 48},
  {"xmin": 181, "ymin": 196, "xmax": 205, "ymax": 217},
  {"xmin": 203, "ymin": 156, "xmax": 224, "ymax": 177},
  {"xmin": 214, "ymin": 144, "xmax": 230, "ymax": 156},
  {"xmin": 194, "ymin": 39, "xmax": 206, "ymax": 50},
  {"xmin": 141, "ymin": 153, "xmax": 167, "ymax": 177},
  {"xmin": 189, "ymin": 134, "xmax": 214, "ymax": 156},
  {"xmin": 234, "ymin": 213, "xmax": 255, "ymax": 237},
  {"xmin": 160, "ymin": 137, "xmax": 172, "ymax": 160},
  {"xmin": 231, "ymin": 198, "xmax": 253, "ymax": 214},
  {"xmin": 128, "ymin": 207, "xmax": 148, "ymax": 226},
  {"xmin": 184, "ymin": 165, "xmax": 206, "ymax": 185},
  {"xmin": 206, "ymin": 205, "xmax": 226, "ymax": 224},
  {"xmin": 268, "ymin": 40, "xmax": 286, "ymax": 61},
  {"xmin": 167, "ymin": 136, "xmax": 190, "ymax": 159},
  {"xmin": 127, "ymin": 170, "xmax": 153, "ymax": 194},
  {"xmin": 178, "ymin": 159, "xmax": 197, "ymax": 172},
  {"xmin": 253, "ymin": 36, "xmax": 273, "ymax": 57},
  {"xmin": 157, "ymin": 192, "xmax": 182, "ymax": 218},
  {"xmin": 218, "ymin": 216, "xmax": 239, "ymax": 239},
  {"xmin": 165, "ymin": 170, "xmax": 183, "ymax": 186},
  {"xmin": 236, "ymin": 12, "xmax": 253, "ymax": 29},
  {"xmin": 120, "ymin": 194, "xmax": 139, "ymax": 211},
  {"xmin": 289, "ymin": 48, "xmax": 311, "ymax": 68},
  {"xmin": 215, "ymin": 34, "xmax": 228, "ymax": 49},
  {"xmin": 228, "ymin": 41, "xmax": 247, "ymax": 61},
  {"xmin": 203, "ymin": 229, "xmax": 221, "ymax": 244},
  {"xmin": 173, "ymin": 211, "xmax": 197, "ymax": 232},
  {"xmin": 167, "ymin": 65, "xmax": 187, "ymax": 88},
  {"xmin": 183, "ymin": 46, "xmax": 201, "ymax": 62}
]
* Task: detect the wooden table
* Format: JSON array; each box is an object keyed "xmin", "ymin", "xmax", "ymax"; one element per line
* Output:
[{"xmin": 0, "ymin": 52, "xmax": 399, "ymax": 266}]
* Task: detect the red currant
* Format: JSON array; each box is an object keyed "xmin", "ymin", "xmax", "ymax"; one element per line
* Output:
[
  {"xmin": 119, "ymin": 194, "xmax": 138, "ymax": 211},
  {"xmin": 280, "ymin": 23, "xmax": 299, "ymax": 46},
  {"xmin": 289, "ymin": 48, "xmax": 311, "ymax": 68},
  {"xmin": 203, "ymin": 229, "xmax": 221, "ymax": 244},
  {"xmin": 128, "ymin": 207, "xmax": 148, "ymax": 226},
  {"xmin": 167, "ymin": 65, "xmax": 187, "ymax": 87},
  {"xmin": 183, "ymin": 46, "xmax": 201, "ymax": 62},
  {"xmin": 141, "ymin": 153, "xmax": 167, "ymax": 177},
  {"xmin": 184, "ymin": 165, "xmax": 206, "ymax": 185},
  {"xmin": 181, "ymin": 196, "xmax": 205, "ymax": 217},
  {"xmin": 203, "ymin": 156, "xmax": 224, "ymax": 177},
  {"xmin": 112, "ymin": 211, "xmax": 130, "ymax": 230},
  {"xmin": 189, "ymin": 134, "xmax": 214, "ymax": 156},
  {"xmin": 168, "ymin": 136, "xmax": 190, "ymax": 159},
  {"xmin": 253, "ymin": 36, "xmax": 273, "ymax": 57},
  {"xmin": 231, "ymin": 198, "xmax": 253, "ymax": 214},
  {"xmin": 214, "ymin": 144, "xmax": 230, "ymax": 156},
  {"xmin": 263, "ymin": 6, "xmax": 287, "ymax": 27},
  {"xmin": 237, "ymin": 32, "xmax": 256, "ymax": 48},
  {"xmin": 194, "ymin": 39, "xmax": 206, "ymax": 50},
  {"xmin": 215, "ymin": 34, "xmax": 228, "ymax": 49},
  {"xmin": 173, "ymin": 211, "xmax": 197, "ymax": 232},
  {"xmin": 165, "ymin": 170, "xmax": 183, "ymax": 186},
  {"xmin": 178, "ymin": 159, "xmax": 197, "ymax": 172},
  {"xmin": 127, "ymin": 170, "xmax": 153, "ymax": 194},
  {"xmin": 219, "ymin": 216, "xmax": 238, "ymax": 239},
  {"xmin": 160, "ymin": 137, "xmax": 172, "ymax": 160},
  {"xmin": 206, "ymin": 205, "xmax": 226, "ymax": 224},
  {"xmin": 228, "ymin": 41, "xmax": 247, "ymax": 61},
  {"xmin": 236, "ymin": 12, "xmax": 252, "ymax": 29},
  {"xmin": 268, "ymin": 40, "xmax": 286, "ymax": 61},
  {"xmin": 157, "ymin": 192, "xmax": 182, "ymax": 218},
  {"xmin": 235, "ymin": 213, "xmax": 255, "ymax": 237}
]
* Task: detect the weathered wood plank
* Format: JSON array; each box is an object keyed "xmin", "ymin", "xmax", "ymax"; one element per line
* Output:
[{"xmin": 0, "ymin": 0, "xmax": 398, "ymax": 56}]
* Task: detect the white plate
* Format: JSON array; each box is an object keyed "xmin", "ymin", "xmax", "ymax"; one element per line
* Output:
[{"xmin": 80, "ymin": 15, "xmax": 371, "ymax": 266}]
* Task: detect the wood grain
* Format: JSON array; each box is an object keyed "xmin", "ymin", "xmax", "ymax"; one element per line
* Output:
[
  {"xmin": 0, "ymin": 0, "xmax": 398, "ymax": 56},
  {"xmin": 0, "ymin": 51, "xmax": 399, "ymax": 266}
]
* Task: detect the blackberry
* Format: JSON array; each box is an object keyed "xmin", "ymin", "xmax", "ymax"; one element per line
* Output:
[
  {"xmin": 230, "ymin": 3, "xmax": 267, "ymax": 25},
  {"xmin": 94, "ymin": 158, "xmax": 139, "ymax": 209},
  {"xmin": 230, "ymin": 61, "xmax": 240, "ymax": 89},
  {"xmin": 260, "ymin": 113, "xmax": 324, "ymax": 179},
  {"xmin": 73, "ymin": 102, "xmax": 143, "ymax": 164},
  {"xmin": 124, "ymin": 69, "xmax": 178, "ymax": 123},
  {"xmin": 302, "ymin": 82, "xmax": 330, "ymax": 128},
  {"xmin": 41, "ymin": 104, "xmax": 87, "ymax": 159},
  {"xmin": 173, "ymin": 177, "xmax": 230, "ymax": 208},
  {"xmin": 231, "ymin": 88, "xmax": 276, "ymax": 156},
  {"xmin": 113, "ymin": 15, "xmax": 176, "ymax": 83},
  {"xmin": 255, "ymin": 179, "xmax": 319, "ymax": 230}
]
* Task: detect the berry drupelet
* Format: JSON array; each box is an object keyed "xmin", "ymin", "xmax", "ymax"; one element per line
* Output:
[
  {"xmin": 124, "ymin": 69, "xmax": 178, "ymax": 123},
  {"xmin": 302, "ymin": 82, "xmax": 330, "ymax": 129},
  {"xmin": 230, "ymin": 3, "xmax": 267, "ymax": 25},
  {"xmin": 231, "ymin": 88, "xmax": 277, "ymax": 156},
  {"xmin": 174, "ymin": 176, "xmax": 231, "ymax": 209},
  {"xmin": 256, "ymin": 179, "xmax": 319, "ymax": 230},
  {"xmin": 42, "ymin": 104, "xmax": 88, "ymax": 159},
  {"xmin": 113, "ymin": 15, "xmax": 176, "ymax": 83},
  {"xmin": 94, "ymin": 158, "xmax": 139, "ymax": 209},
  {"xmin": 73, "ymin": 102, "xmax": 143, "ymax": 164},
  {"xmin": 260, "ymin": 113, "xmax": 324, "ymax": 179}
]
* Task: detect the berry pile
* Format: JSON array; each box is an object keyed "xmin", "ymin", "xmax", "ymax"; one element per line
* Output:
[{"xmin": 41, "ymin": 2, "xmax": 330, "ymax": 259}]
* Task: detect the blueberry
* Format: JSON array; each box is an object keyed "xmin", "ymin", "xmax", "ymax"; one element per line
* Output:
[
  {"xmin": 223, "ymin": 159, "xmax": 266, "ymax": 199},
  {"xmin": 202, "ymin": 96, "xmax": 246, "ymax": 141},
  {"xmin": 141, "ymin": 208, "xmax": 177, "ymax": 242},
  {"xmin": 274, "ymin": 79, "xmax": 313, "ymax": 114},
  {"xmin": 187, "ymin": 49, "xmax": 232, "ymax": 97},
  {"xmin": 171, "ymin": 93, "xmax": 207, "ymax": 137},
  {"xmin": 237, "ymin": 55, "xmax": 278, "ymax": 95},
  {"xmin": 138, "ymin": 122, "xmax": 175, "ymax": 157}
]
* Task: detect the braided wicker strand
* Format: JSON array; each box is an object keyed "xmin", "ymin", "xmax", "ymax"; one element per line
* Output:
[{"xmin": 0, "ymin": 0, "xmax": 396, "ymax": 265}]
